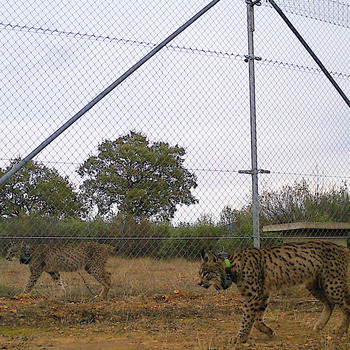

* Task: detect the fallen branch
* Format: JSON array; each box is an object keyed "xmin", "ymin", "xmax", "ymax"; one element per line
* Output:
[{"xmin": 296, "ymin": 300, "xmax": 319, "ymax": 305}]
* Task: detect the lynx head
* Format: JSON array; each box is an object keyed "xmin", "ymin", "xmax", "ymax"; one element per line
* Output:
[
  {"xmin": 198, "ymin": 250, "xmax": 228, "ymax": 291},
  {"xmin": 5, "ymin": 241, "xmax": 26, "ymax": 262}
]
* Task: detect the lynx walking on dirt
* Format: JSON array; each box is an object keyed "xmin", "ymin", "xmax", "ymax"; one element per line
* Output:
[
  {"xmin": 6, "ymin": 241, "xmax": 114, "ymax": 298},
  {"xmin": 198, "ymin": 241, "xmax": 350, "ymax": 345}
]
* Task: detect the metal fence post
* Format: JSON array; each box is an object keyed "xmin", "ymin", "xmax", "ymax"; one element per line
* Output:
[{"xmin": 242, "ymin": 0, "xmax": 262, "ymax": 248}]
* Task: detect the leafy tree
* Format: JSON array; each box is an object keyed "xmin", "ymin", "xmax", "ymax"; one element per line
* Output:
[
  {"xmin": 195, "ymin": 213, "xmax": 215, "ymax": 226},
  {"xmin": 0, "ymin": 158, "xmax": 84, "ymax": 218},
  {"xmin": 219, "ymin": 206, "xmax": 237, "ymax": 233},
  {"xmin": 77, "ymin": 131, "xmax": 198, "ymax": 221},
  {"xmin": 159, "ymin": 222, "xmax": 224, "ymax": 259}
]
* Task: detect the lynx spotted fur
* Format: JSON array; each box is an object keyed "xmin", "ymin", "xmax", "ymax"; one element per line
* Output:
[
  {"xmin": 199, "ymin": 241, "xmax": 350, "ymax": 345},
  {"xmin": 6, "ymin": 241, "xmax": 114, "ymax": 298}
]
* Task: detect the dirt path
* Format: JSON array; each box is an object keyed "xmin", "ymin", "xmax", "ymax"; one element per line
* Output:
[{"xmin": 1, "ymin": 292, "xmax": 350, "ymax": 349}]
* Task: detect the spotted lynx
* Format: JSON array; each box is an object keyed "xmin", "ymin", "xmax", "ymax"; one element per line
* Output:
[
  {"xmin": 199, "ymin": 241, "xmax": 350, "ymax": 345},
  {"xmin": 6, "ymin": 241, "xmax": 114, "ymax": 298}
]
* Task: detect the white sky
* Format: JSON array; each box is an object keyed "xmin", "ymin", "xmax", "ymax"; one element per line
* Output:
[{"xmin": 1, "ymin": 0, "xmax": 349, "ymax": 223}]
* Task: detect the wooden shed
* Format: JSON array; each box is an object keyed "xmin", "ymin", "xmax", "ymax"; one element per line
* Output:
[{"xmin": 262, "ymin": 222, "xmax": 350, "ymax": 247}]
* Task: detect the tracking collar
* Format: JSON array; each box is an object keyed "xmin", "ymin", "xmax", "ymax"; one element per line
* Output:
[
  {"xmin": 20, "ymin": 247, "xmax": 31, "ymax": 265},
  {"xmin": 218, "ymin": 252, "xmax": 233, "ymax": 289}
]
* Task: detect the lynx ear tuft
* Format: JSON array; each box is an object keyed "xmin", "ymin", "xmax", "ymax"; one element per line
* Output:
[{"xmin": 201, "ymin": 250, "xmax": 218, "ymax": 263}]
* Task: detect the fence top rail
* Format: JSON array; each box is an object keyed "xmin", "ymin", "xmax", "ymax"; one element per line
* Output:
[{"xmin": 0, "ymin": 236, "xmax": 249, "ymax": 240}]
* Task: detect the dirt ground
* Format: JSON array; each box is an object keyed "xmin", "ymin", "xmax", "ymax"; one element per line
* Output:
[
  {"xmin": 1, "ymin": 257, "xmax": 350, "ymax": 349},
  {"xmin": 1, "ymin": 291, "xmax": 350, "ymax": 350}
]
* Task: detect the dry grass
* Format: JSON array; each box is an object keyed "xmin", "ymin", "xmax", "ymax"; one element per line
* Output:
[
  {"xmin": 1, "ymin": 257, "xmax": 350, "ymax": 349},
  {"xmin": 0, "ymin": 256, "xmax": 200, "ymax": 299}
]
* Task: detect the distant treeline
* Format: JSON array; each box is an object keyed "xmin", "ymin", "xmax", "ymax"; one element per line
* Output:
[
  {"xmin": 0, "ymin": 214, "xmax": 259, "ymax": 259},
  {"xmin": 1, "ymin": 180, "xmax": 348, "ymax": 259}
]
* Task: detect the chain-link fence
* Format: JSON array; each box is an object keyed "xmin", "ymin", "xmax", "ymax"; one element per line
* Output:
[{"xmin": 1, "ymin": 0, "xmax": 349, "ymax": 297}]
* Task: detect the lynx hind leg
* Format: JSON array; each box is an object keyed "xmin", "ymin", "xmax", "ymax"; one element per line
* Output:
[
  {"xmin": 97, "ymin": 270, "xmax": 112, "ymax": 299},
  {"xmin": 47, "ymin": 271, "xmax": 66, "ymax": 294},
  {"xmin": 309, "ymin": 274, "xmax": 350, "ymax": 334},
  {"xmin": 330, "ymin": 282, "xmax": 350, "ymax": 334},
  {"xmin": 306, "ymin": 280, "xmax": 334, "ymax": 331},
  {"xmin": 86, "ymin": 266, "xmax": 111, "ymax": 299},
  {"xmin": 337, "ymin": 304, "xmax": 350, "ymax": 334},
  {"xmin": 254, "ymin": 295, "xmax": 276, "ymax": 338}
]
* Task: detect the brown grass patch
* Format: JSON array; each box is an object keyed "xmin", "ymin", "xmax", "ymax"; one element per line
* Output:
[
  {"xmin": 1, "ymin": 257, "xmax": 350, "ymax": 349},
  {"xmin": 0, "ymin": 256, "xmax": 200, "ymax": 299}
]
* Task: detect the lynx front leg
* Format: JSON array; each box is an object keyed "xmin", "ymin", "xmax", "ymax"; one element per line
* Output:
[
  {"xmin": 254, "ymin": 295, "xmax": 276, "ymax": 338},
  {"xmin": 231, "ymin": 298, "xmax": 260, "ymax": 345},
  {"xmin": 22, "ymin": 270, "xmax": 42, "ymax": 294}
]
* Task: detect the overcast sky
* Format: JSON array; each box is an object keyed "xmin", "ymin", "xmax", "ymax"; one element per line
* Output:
[{"xmin": 1, "ymin": 0, "xmax": 349, "ymax": 223}]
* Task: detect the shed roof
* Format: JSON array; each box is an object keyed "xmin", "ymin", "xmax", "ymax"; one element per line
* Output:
[{"xmin": 263, "ymin": 222, "xmax": 350, "ymax": 233}]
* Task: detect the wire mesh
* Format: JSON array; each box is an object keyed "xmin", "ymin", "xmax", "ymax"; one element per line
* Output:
[{"xmin": 1, "ymin": 0, "xmax": 349, "ymax": 298}]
